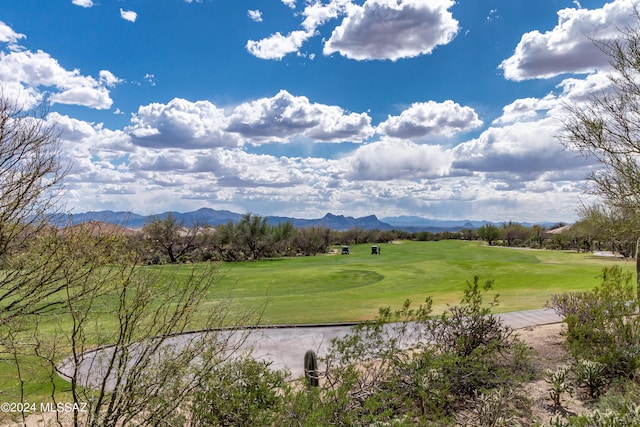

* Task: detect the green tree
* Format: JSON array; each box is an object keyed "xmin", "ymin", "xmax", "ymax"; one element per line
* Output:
[
  {"xmin": 293, "ymin": 226, "xmax": 330, "ymax": 256},
  {"xmin": 501, "ymin": 221, "xmax": 531, "ymax": 247},
  {"xmin": 212, "ymin": 220, "xmax": 240, "ymax": 260},
  {"xmin": 561, "ymin": 14, "xmax": 640, "ymax": 298},
  {"xmin": 212, "ymin": 213, "xmax": 294, "ymax": 261},
  {"xmin": 142, "ymin": 213, "xmax": 201, "ymax": 263},
  {"xmin": 574, "ymin": 204, "xmax": 640, "ymax": 256},
  {"xmin": 236, "ymin": 213, "xmax": 272, "ymax": 260},
  {"xmin": 531, "ymin": 224, "xmax": 545, "ymax": 248},
  {"xmin": 271, "ymin": 220, "xmax": 296, "ymax": 255},
  {"xmin": 477, "ymin": 224, "xmax": 500, "ymax": 246}
]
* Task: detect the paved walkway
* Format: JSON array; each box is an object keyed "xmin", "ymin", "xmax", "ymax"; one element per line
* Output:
[
  {"xmin": 58, "ymin": 308, "xmax": 563, "ymax": 389},
  {"xmin": 245, "ymin": 308, "xmax": 563, "ymax": 377}
]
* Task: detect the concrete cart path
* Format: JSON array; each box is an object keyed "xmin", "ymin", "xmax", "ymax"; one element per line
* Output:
[
  {"xmin": 247, "ymin": 308, "xmax": 563, "ymax": 377},
  {"xmin": 59, "ymin": 308, "xmax": 563, "ymax": 389}
]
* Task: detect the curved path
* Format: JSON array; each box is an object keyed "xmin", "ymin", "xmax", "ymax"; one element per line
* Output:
[{"xmin": 58, "ymin": 308, "xmax": 562, "ymax": 389}]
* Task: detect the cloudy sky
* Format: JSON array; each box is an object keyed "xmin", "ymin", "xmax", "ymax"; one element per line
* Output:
[{"xmin": 1, "ymin": 0, "xmax": 634, "ymax": 222}]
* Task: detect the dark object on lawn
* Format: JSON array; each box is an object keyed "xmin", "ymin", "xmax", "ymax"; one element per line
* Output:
[
  {"xmin": 304, "ymin": 349, "xmax": 319, "ymax": 388},
  {"xmin": 341, "ymin": 246, "xmax": 349, "ymax": 255}
]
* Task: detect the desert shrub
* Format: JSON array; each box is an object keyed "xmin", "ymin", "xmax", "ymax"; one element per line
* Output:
[
  {"xmin": 426, "ymin": 277, "xmax": 514, "ymax": 359},
  {"xmin": 574, "ymin": 359, "xmax": 608, "ymax": 399},
  {"xmin": 561, "ymin": 403, "xmax": 640, "ymax": 426},
  {"xmin": 316, "ymin": 312, "xmax": 429, "ymax": 425},
  {"xmin": 547, "ymin": 266, "xmax": 640, "ymax": 379},
  {"xmin": 309, "ymin": 276, "xmax": 532, "ymax": 425},
  {"xmin": 597, "ymin": 379, "xmax": 640, "ymax": 413},
  {"xmin": 420, "ymin": 277, "xmax": 529, "ymax": 400},
  {"xmin": 188, "ymin": 357, "xmax": 289, "ymax": 427},
  {"xmin": 545, "ymin": 365, "xmax": 574, "ymax": 407},
  {"xmin": 456, "ymin": 387, "xmax": 530, "ymax": 427}
]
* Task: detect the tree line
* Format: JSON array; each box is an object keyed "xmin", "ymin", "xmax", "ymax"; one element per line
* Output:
[{"xmin": 133, "ymin": 213, "xmax": 589, "ymax": 264}]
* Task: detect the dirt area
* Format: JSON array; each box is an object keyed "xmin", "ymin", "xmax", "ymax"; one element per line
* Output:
[
  {"xmin": 4, "ymin": 412, "xmax": 73, "ymax": 427},
  {"xmin": 516, "ymin": 322, "xmax": 590, "ymax": 425}
]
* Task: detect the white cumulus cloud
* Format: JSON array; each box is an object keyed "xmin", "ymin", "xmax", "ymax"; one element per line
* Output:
[
  {"xmin": 345, "ymin": 139, "xmax": 453, "ymax": 180},
  {"xmin": 378, "ymin": 101, "xmax": 482, "ymax": 139},
  {"xmin": 500, "ymin": 0, "xmax": 637, "ymax": 81},
  {"xmin": 248, "ymin": 10, "xmax": 263, "ymax": 22},
  {"xmin": 324, "ymin": 0, "xmax": 459, "ymax": 61},
  {"xmin": 452, "ymin": 118, "xmax": 592, "ymax": 178},
  {"xmin": 226, "ymin": 90, "xmax": 374, "ymax": 143},
  {"xmin": 556, "ymin": 70, "xmax": 613, "ymax": 103},
  {"xmin": 246, "ymin": 30, "xmax": 311, "ymax": 60},
  {"xmin": 72, "ymin": 0, "xmax": 94, "ymax": 7},
  {"xmin": 99, "ymin": 70, "xmax": 122, "ymax": 87},
  {"xmin": 491, "ymin": 95, "xmax": 559, "ymax": 126},
  {"xmin": 282, "ymin": 0, "xmax": 297, "ymax": 8},
  {"xmin": 0, "ymin": 49, "xmax": 117, "ymax": 109},
  {"xmin": 120, "ymin": 9, "xmax": 138, "ymax": 23},
  {"xmin": 0, "ymin": 82, "xmax": 42, "ymax": 109},
  {"xmin": 301, "ymin": 0, "xmax": 351, "ymax": 32},
  {"xmin": 0, "ymin": 20, "xmax": 25, "ymax": 45},
  {"xmin": 127, "ymin": 98, "xmax": 240, "ymax": 149}
]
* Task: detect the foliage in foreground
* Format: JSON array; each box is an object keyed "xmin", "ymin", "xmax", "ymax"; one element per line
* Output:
[
  {"xmin": 172, "ymin": 277, "xmax": 534, "ymax": 426},
  {"xmin": 179, "ymin": 269, "xmax": 640, "ymax": 426},
  {"xmin": 1, "ymin": 226, "xmax": 260, "ymax": 427},
  {"xmin": 7, "ymin": 265, "xmax": 640, "ymax": 426},
  {"xmin": 545, "ymin": 265, "xmax": 640, "ymax": 426},
  {"xmin": 547, "ymin": 266, "xmax": 640, "ymax": 379}
]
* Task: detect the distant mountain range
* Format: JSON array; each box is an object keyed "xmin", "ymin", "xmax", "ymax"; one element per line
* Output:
[{"xmin": 57, "ymin": 208, "xmax": 562, "ymax": 233}]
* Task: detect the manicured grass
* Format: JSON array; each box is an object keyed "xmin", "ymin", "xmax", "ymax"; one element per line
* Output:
[
  {"xmin": 166, "ymin": 240, "xmax": 633, "ymax": 325},
  {"xmin": 0, "ymin": 239, "xmax": 632, "ymax": 406}
]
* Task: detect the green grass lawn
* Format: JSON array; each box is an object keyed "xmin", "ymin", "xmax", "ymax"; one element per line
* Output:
[
  {"xmin": 0, "ymin": 239, "xmax": 632, "ymax": 407},
  {"xmin": 166, "ymin": 240, "xmax": 632, "ymax": 325}
]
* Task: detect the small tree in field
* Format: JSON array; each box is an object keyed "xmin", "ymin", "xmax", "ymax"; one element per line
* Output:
[
  {"xmin": 142, "ymin": 213, "xmax": 201, "ymax": 263},
  {"xmin": 0, "ymin": 223, "xmax": 256, "ymax": 427},
  {"xmin": 477, "ymin": 224, "xmax": 500, "ymax": 246}
]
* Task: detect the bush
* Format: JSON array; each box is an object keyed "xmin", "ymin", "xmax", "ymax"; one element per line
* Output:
[
  {"xmin": 456, "ymin": 387, "xmax": 531, "ymax": 427},
  {"xmin": 545, "ymin": 365, "xmax": 574, "ymax": 407},
  {"xmin": 574, "ymin": 359, "xmax": 608, "ymax": 399},
  {"xmin": 188, "ymin": 358, "xmax": 289, "ymax": 427},
  {"xmin": 313, "ymin": 276, "xmax": 532, "ymax": 424},
  {"xmin": 547, "ymin": 266, "xmax": 640, "ymax": 379},
  {"xmin": 420, "ymin": 277, "xmax": 528, "ymax": 400},
  {"xmin": 560, "ymin": 403, "xmax": 640, "ymax": 427}
]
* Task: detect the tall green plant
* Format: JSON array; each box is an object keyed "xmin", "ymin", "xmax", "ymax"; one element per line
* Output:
[
  {"xmin": 188, "ymin": 358, "xmax": 289, "ymax": 427},
  {"xmin": 547, "ymin": 266, "xmax": 640, "ymax": 378}
]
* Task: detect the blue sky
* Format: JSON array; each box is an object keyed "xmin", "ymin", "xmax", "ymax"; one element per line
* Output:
[{"xmin": 0, "ymin": 0, "xmax": 634, "ymax": 222}]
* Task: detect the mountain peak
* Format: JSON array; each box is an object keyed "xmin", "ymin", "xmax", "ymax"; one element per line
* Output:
[{"xmin": 58, "ymin": 208, "xmax": 559, "ymax": 233}]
